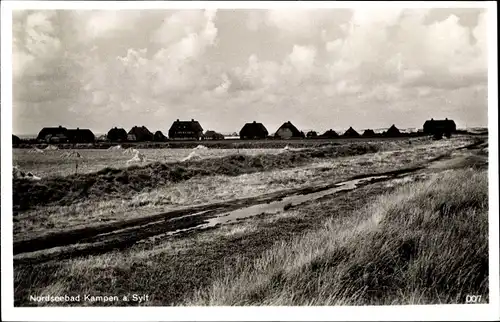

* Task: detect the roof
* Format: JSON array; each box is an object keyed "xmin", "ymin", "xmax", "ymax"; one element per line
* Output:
[
  {"xmin": 343, "ymin": 127, "xmax": 360, "ymax": 137},
  {"xmin": 321, "ymin": 129, "xmax": 339, "ymax": 138},
  {"xmin": 240, "ymin": 121, "xmax": 269, "ymax": 136},
  {"xmin": 275, "ymin": 121, "xmax": 302, "ymax": 137},
  {"xmin": 108, "ymin": 127, "xmax": 127, "ymax": 134},
  {"xmin": 385, "ymin": 124, "xmax": 401, "ymax": 135},
  {"xmin": 67, "ymin": 128, "xmax": 94, "ymax": 135},
  {"xmin": 362, "ymin": 129, "xmax": 376, "ymax": 136},
  {"xmin": 169, "ymin": 119, "xmax": 204, "ymax": 133},
  {"xmin": 37, "ymin": 126, "xmax": 68, "ymax": 138},
  {"xmin": 129, "ymin": 126, "xmax": 153, "ymax": 135},
  {"xmin": 424, "ymin": 119, "xmax": 456, "ymax": 126}
]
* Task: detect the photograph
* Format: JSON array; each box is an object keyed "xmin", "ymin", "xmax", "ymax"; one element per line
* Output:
[{"xmin": 1, "ymin": 1, "xmax": 499, "ymax": 321}]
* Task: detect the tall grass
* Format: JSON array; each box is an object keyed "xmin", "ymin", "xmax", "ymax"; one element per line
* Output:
[{"xmin": 186, "ymin": 168, "xmax": 488, "ymax": 305}]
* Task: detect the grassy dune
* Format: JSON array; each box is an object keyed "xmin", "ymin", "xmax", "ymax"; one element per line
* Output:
[{"xmin": 186, "ymin": 168, "xmax": 488, "ymax": 305}]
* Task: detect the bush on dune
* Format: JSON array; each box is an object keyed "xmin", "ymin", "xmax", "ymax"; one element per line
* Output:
[{"xmin": 187, "ymin": 168, "xmax": 488, "ymax": 305}]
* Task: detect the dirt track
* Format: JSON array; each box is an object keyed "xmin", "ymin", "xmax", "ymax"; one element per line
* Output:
[{"xmin": 13, "ymin": 139, "xmax": 487, "ymax": 265}]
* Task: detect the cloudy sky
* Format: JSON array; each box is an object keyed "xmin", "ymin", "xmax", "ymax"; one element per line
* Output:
[{"xmin": 12, "ymin": 7, "xmax": 488, "ymax": 135}]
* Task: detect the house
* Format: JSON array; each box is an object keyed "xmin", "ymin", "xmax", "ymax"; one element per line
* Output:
[
  {"xmin": 384, "ymin": 124, "xmax": 401, "ymax": 137},
  {"xmin": 321, "ymin": 129, "xmax": 339, "ymax": 139},
  {"xmin": 274, "ymin": 121, "xmax": 305, "ymax": 139},
  {"xmin": 306, "ymin": 131, "xmax": 318, "ymax": 138},
  {"xmin": 239, "ymin": 121, "xmax": 269, "ymax": 140},
  {"xmin": 107, "ymin": 127, "xmax": 128, "ymax": 142},
  {"xmin": 423, "ymin": 118, "xmax": 457, "ymax": 138},
  {"xmin": 168, "ymin": 119, "xmax": 204, "ymax": 140},
  {"xmin": 154, "ymin": 131, "xmax": 168, "ymax": 142},
  {"xmin": 128, "ymin": 126, "xmax": 154, "ymax": 142},
  {"xmin": 127, "ymin": 134, "xmax": 137, "ymax": 141},
  {"xmin": 37, "ymin": 126, "xmax": 69, "ymax": 143},
  {"xmin": 204, "ymin": 130, "xmax": 225, "ymax": 140},
  {"xmin": 343, "ymin": 127, "xmax": 360, "ymax": 138},
  {"xmin": 67, "ymin": 128, "xmax": 95, "ymax": 143},
  {"xmin": 13, "ymin": 135, "xmax": 21, "ymax": 145},
  {"xmin": 362, "ymin": 129, "xmax": 376, "ymax": 137}
]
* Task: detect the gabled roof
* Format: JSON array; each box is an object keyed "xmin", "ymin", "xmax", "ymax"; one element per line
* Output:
[
  {"xmin": 385, "ymin": 124, "xmax": 401, "ymax": 136},
  {"xmin": 343, "ymin": 126, "xmax": 360, "ymax": 137},
  {"xmin": 275, "ymin": 121, "xmax": 302, "ymax": 137}
]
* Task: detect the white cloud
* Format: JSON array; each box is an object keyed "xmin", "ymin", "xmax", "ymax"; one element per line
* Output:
[{"xmin": 12, "ymin": 8, "xmax": 489, "ymax": 134}]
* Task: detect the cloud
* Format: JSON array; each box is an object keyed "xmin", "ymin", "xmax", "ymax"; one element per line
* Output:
[{"xmin": 12, "ymin": 8, "xmax": 489, "ymax": 135}]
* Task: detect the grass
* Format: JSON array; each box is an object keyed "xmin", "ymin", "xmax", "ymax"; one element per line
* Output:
[
  {"xmin": 12, "ymin": 141, "xmax": 382, "ymax": 212},
  {"xmin": 13, "ymin": 137, "xmax": 471, "ymax": 239},
  {"xmin": 12, "ymin": 148, "xmax": 288, "ymax": 178},
  {"xmin": 186, "ymin": 168, "xmax": 488, "ymax": 305},
  {"xmin": 13, "ymin": 166, "xmax": 488, "ymax": 306},
  {"xmin": 13, "ymin": 137, "xmax": 474, "ymax": 213}
]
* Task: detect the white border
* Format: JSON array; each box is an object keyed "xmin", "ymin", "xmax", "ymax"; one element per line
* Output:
[{"xmin": 1, "ymin": 1, "xmax": 499, "ymax": 321}]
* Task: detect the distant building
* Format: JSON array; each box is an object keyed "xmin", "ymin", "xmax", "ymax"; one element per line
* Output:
[
  {"xmin": 321, "ymin": 129, "xmax": 339, "ymax": 139},
  {"xmin": 168, "ymin": 119, "xmax": 204, "ymax": 140},
  {"xmin": 275, "ymin": 121, "xmax": 304, "ymax": 139},
  {"xmin": 384, "ymin": 124, "xmax": 401, "ymax": 137},
  {"xmin": 154, "ymin": 131, "xmax": 167, "ymax": 142},
  {"xmin": 37, "ymin": 126, "xmax": 69, "ymax": 143},
  {"xmin": 306, "ymin": 131, "xmax": 318, "ymax": 138},
  {"xmin": 343, "ymin": 127, "xmax": 360, "ymax": 138},
  {"xmin": 240, "ymin": 121, "xmax": 269, "ymax": 140},
  {"xmin": 67, "ymin": 128, "xmax": 95, "ymax": 143},
  {"xmin": 13, "ymin": 135, "xmax": 21, "ymax": 145},
  {"xmin": 362, "ymin": 129, "xmax": 376, "ymax": 137},
  {"xmin": 204, "ymin": 130, "xmax": 225, "ymax": 140},
  {"xmin": 423, "ymin": 118, "xmax": 457, "ymax": 139},
  {"xmin": 107, "ymin": 127, "xmax": 128, "ymax": 142},
  {"xmin": 128, "ymin": 126, "xmax": 154, "ymax": 142}
]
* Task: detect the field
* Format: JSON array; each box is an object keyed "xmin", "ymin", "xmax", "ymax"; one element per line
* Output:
[
  {"xmin": 12, "ymin": 135, "xmax": 489, "ymax": 306},
  {"xmin": 13, "ymin": 147, "xmax": 287, "ymax": 178}
]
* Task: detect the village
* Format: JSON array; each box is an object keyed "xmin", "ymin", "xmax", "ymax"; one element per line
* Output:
[{"xmin": 12, "ymin": 118, "xmax": 459, "ymax": 146}]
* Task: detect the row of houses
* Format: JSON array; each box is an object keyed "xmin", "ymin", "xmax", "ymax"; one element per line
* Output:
[{"xmin": 24, "ymin": 118, "xmax": 457, "ymax": 144}]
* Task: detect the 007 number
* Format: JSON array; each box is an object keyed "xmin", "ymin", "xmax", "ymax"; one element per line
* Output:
[{"xmin": 466, "ymin": 295, "xmax": 482, "ymax": 304}]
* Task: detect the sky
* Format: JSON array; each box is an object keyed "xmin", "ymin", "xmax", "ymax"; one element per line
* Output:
[{"xmin": 12, "ymin": 7, "xmax": 488, "ymax": 135}]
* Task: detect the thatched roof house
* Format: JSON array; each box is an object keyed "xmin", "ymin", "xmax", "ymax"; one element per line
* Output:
[
  {"xmin": 67, "ymin": 128, "xmax": 95, "ymax": 143},
  {"xmin": 169, "ymin": 119, "xmax": 204, "ymax": 140},
  {"xmin": 321, "ymin": 129, "xmax": 339, "ymax": 139},
  {"xmin": 37, "ymin": 126, "xmax": 69, "ymax": 143},
  {"xmin": 13, "ymin": 135, "xmax": 21, "ymax": 145},
  {"xmin": 362, "ymin": 129, "xmax": 376, "ymax": 137},
  {"xmin": 343, "ymin": 127, "xmax": 360, "ymax": 138},
  {"xmin": 204, "ymin": 130, "xmax": 225, "ymax": 140},
  {"xmin": 423, "ymin": 118, "xmax": 457, "ymax": 138},
  {"xmin": 107, "ymin": 127, "xmax": 128, "ymax": 142},
  {"xmin": 154, "ymin": 131, "xmax": 167, "ymax": 142},
  {"xmin": 384, "ymin": 124, "xmax": 401, "ymax": 137},
  {"xmin": 128, "ymin": 126, "xmax": 154, "ymax": 142},
  {"xmin": 306, "ymin": 131, "xmax": 318, "ymax": 138},
  {"xmin": 240, "ymin": 121, "xmax": 269, "ymax": 139},
  {"xmin": 275, "ymin": 121, "xmax": 304, "ymax": 139}
]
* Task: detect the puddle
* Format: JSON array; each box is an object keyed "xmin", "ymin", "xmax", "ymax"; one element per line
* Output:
[
  {"xmin": 148, "ymin": 175, "xmax": 389, "ymax": 240},
  {"xmin": 209, "ymin": 175, "xmax": 388, "ymax": 226}
]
